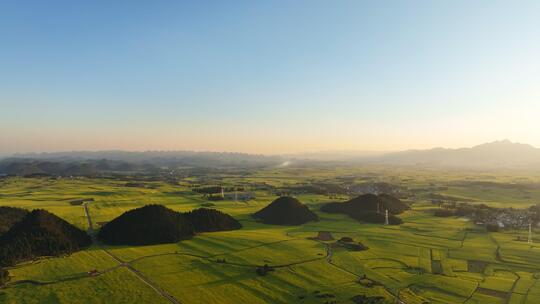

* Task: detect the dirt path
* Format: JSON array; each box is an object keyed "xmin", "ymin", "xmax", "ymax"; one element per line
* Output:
[
  {"xmin": 82, "ymin": 203, "xmax": 93, "ymax": 231},
  {"xmin": 83, "ymin": 203, "xmax": 181, "ymax": 304},
  {"xmin": 325, "ymin": 242, "xmax": 333, "ymax": 263},
  {"xmin": 506, "ymin": 271, "xmax": 521, "ymax": 304}
]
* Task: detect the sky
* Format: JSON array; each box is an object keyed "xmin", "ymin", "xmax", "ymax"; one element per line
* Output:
[{"xmin": 1, "ymin": 0, "xmax": 540, "ymax": 155}]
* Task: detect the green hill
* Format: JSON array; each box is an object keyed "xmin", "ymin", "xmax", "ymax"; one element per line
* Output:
[
  {"xmin": 321, "ymin": 194, "xmax": 407, "ymax": 224},
  {"xmin": 253, "ymin": 196, "xmax": 319, "ymax": 225},
  {"xmin": 0, "ymin": 210, "xmax": 91, "ymax": 267},
  {"xmin": 184, "ymin": 208, "xmax": 242, "ymax": 232},
  {"xmin": 98, "ymin": 205, "xmax": 195, "ymax": 246},
  {"xmin": 0, "ymin": 206, "xmax": 29, "ymax": 236}
]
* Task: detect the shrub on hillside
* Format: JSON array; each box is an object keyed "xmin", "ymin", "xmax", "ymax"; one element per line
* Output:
[{"xmin": 256, "ymin": 264, "xmax": 274, "ymax": 276}]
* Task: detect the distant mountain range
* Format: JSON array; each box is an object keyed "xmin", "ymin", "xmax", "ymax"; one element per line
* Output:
[
  {"xmin": 287, "ymin": 140, "xmax": 540, "ymax": 170},
  {"xmin": 10, "ymin": 150, "xmax": 282, "ymax": 166},
  {"xmin": 366, "ymin": 140, "xmax": 540, "ymax": 169},
  {"xmin": 0, "ymin": 151, "xmax": 284, "ymax": 176},
  {"xmin": 1, "ymin": 140, "xmax": 539, "ymax": 176}
]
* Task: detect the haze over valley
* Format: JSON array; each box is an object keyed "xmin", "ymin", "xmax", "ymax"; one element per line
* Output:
[{"xmin": 2, "ymin": 140, "xmax": 540, "ymax": 178}]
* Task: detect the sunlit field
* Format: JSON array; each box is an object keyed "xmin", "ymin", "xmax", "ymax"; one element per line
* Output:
[{"xmin": 1, "ymin": 166, "xmax": 540, "ymax": 303}]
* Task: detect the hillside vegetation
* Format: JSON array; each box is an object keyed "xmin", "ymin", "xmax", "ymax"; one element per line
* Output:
[
  {"xmin": 253, "ymin": 196, "xmax": 319, "ymax": 225},
  {"xmin": 0, "ymin": 209, "xmax": 91, "ymax": 267},
  {"xmin": 98, "ymin": 205, "xmax": 242, "ymax": 245},
  {"xmin": 0, "ymin": 206, "xmax": 28, "ymax": 236},
  {"xmin": 98, "ymin": 205, "xmax": 195, "ymax": 245},
  {"xmin": 184, "ymin": 208, "xmax": 242, "ymax": 232},
  {"xmin": 321, "ymin": 194, "xmax": 407, "ymax": 224}
]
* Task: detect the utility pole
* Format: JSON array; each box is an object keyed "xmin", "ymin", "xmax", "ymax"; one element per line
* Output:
[
  {"xmin": 221, "ymin": 187, "xmax": 224, "ymax": 199},
  {"xmin": 528, "ymin": 223, "xmax": 533, "ymax": 244},
  {"xmin": 385, "ymin": 210, "xmax": 389, "ymax": 225},
  {"xmin": 418, "ymin": 247, "xmax": 421, "ymax": 274}
]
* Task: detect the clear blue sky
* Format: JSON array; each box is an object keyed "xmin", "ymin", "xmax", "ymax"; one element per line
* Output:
[{"xmin": 1, "ymin": 0, "xmax": 539, "ymax": 154}]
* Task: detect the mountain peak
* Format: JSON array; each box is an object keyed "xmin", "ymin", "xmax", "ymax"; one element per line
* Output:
[
  {"xmin": 497, "ymin": 139, "xmax": 512, "ymax": 144},
  {"xmin": 474, "ymin": 139, "xmax": 535, "ymax": 150},
  {"xmin": 491, "ymin": 139, "xmax": 513, "ymax": 145}
]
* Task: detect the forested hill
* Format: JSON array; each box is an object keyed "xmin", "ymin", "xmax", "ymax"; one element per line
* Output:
[{"xmin": 0, "ymin": 209, "xmax": 91, "ymax": 267}]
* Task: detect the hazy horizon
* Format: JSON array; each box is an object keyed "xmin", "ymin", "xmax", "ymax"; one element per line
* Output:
[
  {"xmin": 2, "ymin": 1, "xmax": 540, "ymax": 154},
  {"xmin": 0, "ymin": 139, "xmax": 534, "ymax": 158}
]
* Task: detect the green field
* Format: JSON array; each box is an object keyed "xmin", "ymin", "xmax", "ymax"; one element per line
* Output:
[{"xmin": 1, "ymin": 166, "xmax": 540, "ymax": 303}]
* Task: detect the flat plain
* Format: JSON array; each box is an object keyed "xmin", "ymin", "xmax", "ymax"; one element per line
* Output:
[{"xmin": 1, "ymin": 166, "xmax": 540, "ymax": 303}]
